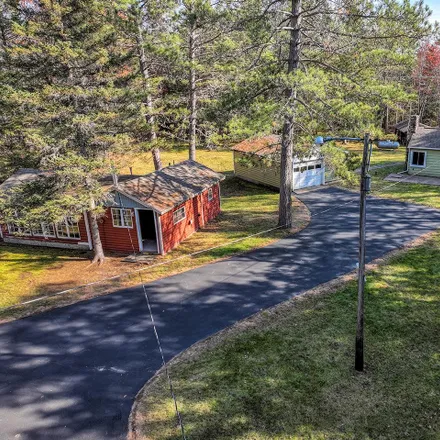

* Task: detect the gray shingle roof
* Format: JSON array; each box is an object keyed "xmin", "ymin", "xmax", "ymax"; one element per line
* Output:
[
  {"xmin": 0, "ymin": 168, "xmax": 50, "ymax": 195},
  {"xmin": 395, "ymin": 119, "xmax": 433, "ymax": 133},
  {"xmin": 115, "ymin": 160, "xmax": 225, "ymax": 214},
  {"xmin": 408, "ymin": 127, "xmax": 440, "ymax": 150}
]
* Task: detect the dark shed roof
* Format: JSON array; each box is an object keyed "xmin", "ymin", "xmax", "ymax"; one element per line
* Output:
[
  {"xmin": 115, "ymin": 160, "xmax": 225, "ymax": 214},
  {"xmin": 408, "ymin": 126, "xmax": 440, "ymax": 150}
]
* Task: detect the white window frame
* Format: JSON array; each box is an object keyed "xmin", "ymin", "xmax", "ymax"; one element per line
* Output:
[
  {"xmin": 410, "ymin": 150, "xmax": 427, "ymax": 168},
  {"xmin": 56, "ymin": 217, "xmax": 81, "ymax": 240},
  {"xmin": 7, "ymin": 223, "xmax": 32, "ymax": 236},
  {"xmin": 207, "ymin": 187, "xmax": 214, "ymax": 201},
  {"xmin": 111, "ymin": 208, "xmax": 133, "ymax": 228},
  {"xmin": 173, "ymin": 207, "xmax": 186, "ymax": 225},
  {"xmin": 32, "ymin": 222, "xmax": 56, "ymax": 238}
]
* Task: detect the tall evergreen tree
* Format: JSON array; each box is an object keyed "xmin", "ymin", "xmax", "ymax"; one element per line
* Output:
[
  {"xmin": 0, "ymin": 0, "xmax": 141, "ymax": 263},
  {"xmin": 228, "ymin": 0, "xmax": 433, "ymax": 227}
]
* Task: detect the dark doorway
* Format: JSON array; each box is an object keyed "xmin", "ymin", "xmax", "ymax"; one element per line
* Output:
[{"xmin": 138, "ymin": 210, "xmax": 158, "ymax": 253}]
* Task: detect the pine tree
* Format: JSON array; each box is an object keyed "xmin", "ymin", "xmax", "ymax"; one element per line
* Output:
[
  {"xmin": 0, "ymin": 0, "xmax": 141, "ymax": 263},
  {"xmin": 229, "ymin": 0, "xmax": 433, "ymax": 227}
]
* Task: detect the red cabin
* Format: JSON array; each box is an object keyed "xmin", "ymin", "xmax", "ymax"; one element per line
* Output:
[{"xmin": 0, "ymin": 161, "xmax": 225, "ymax": 255}]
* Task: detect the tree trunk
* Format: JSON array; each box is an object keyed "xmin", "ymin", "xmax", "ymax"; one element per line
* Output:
[
  {"xmin": 189, "ymin": 19, "xmax": 197, "ymax": 161},
  {"xmin": 137, "ymin": 20, "xmax": 157, "ymax": 142},
  {"xmin": 136, "ymin": 18, "xmax": 162, "ymax": 170},
  {"xmin": 278, "ymin": 0, "xmax": 302, "ymax": 228},
  {"xmin": 88, "ymin": 200, "xmax": 105, "ymax": 265},
  {"xmin": 152, "ymin": 147, "xmax": 162, "ymax": 170}
]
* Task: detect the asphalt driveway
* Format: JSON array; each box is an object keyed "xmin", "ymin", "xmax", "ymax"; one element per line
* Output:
[{"xmin": 1, "ymin": 187, "xmax": 440, "ymax": 440}]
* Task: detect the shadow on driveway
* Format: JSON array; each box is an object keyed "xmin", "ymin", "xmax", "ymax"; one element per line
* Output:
[{"xmin": 1, "ymin": 187, "xmax": 440, "ymax": 440}]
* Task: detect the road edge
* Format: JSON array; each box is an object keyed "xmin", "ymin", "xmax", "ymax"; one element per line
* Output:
[{"xmin": 127, "ymin": 228, "xmax": 439, "ymax": 440}]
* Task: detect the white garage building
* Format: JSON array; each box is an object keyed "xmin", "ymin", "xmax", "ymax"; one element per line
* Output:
[{"xmin": 232, "ymin": 135, "xmax": 325, "ymax": 190}]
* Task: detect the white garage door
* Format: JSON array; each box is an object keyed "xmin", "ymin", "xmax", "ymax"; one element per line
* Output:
[{"xmin": 293, "ymin": 163, "xmax": 324, "ymax": 189}]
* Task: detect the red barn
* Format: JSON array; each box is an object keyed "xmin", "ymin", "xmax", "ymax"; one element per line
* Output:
[{"xmin": 0, "ymin": 161, "xmax": 224, "ymax": 255}]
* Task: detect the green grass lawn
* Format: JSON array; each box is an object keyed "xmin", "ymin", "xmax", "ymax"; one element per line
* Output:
[
  {"xmin": 0, "ymin": 175, "xmax": 308, "ymax": 319},
  {"xmin": 369, "ymin": 164, "xmax": 440, "ymax": 209},
  {"xmin": 0, "ymin": 246, "xmax": 90, "ymax": 309},
  {"xmin": 123, "ymin": 148, "xmax": 234, "ymax": 175},
  {"xmin": 337, "ymin": 144, "xmax": 440, "ymax": 209},
  {"xmin": 135, "ymin": 231, "xmax": 440, "ymax": 440},
  {"xmin": 340, "ymin": 143, "xmax": 406, "ymax": 167}
]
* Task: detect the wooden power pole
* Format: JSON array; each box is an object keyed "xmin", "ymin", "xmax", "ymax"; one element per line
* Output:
[{"xmin": 355, "ymin": 133, "xmax": 371, "ymax": 372}]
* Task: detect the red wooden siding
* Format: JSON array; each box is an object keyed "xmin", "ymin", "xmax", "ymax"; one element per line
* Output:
[
  {"xmin": 98, "ymin": 208, "xmax": 140, "ymax": 253},
  {"xmin": 0, "ymin": 184, "xmax": 221, "ymax": 255},
  {"xmin": 160, "ymin": 183, "xmax": 221, "ymax": 254},
  {"xmin": 160, "ymin": 198, "xmax": 197, "ymax": 254},
  {"xmin": 0, "ymin": 215, "xmax": 89, "ymax": 247},
  {"xmin": 202, "ymin": 183, "xmax": 221, "ymax": 223}
]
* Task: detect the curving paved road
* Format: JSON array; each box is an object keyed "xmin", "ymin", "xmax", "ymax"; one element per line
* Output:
[{"xmin": 1, "ymin": 187, "xmax": 440, "ymax": 440}]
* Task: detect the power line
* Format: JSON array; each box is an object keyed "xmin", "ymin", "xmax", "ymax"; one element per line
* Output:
[
  {"xmin": 114, "ymin": 193, "xmax": 187, "ymax": 440},
  {"xmin": 1, "ymin": 163, "xmax": 433, "ymax": 313}
]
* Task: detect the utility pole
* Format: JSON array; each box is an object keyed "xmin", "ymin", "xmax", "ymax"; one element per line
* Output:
[{"xmin": 355, "ymin": 133, "xmax": 371, "ymax": 372}]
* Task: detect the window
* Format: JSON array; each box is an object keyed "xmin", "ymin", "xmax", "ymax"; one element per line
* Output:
[
  {"xmin": 56, "ymin": 217, "xmax": 80, "ymax": 239},
  {"xmin": 315, "ymin": 163, "xmax": 322, "ymax": 169},
  {"xmin": 173, "ymin": 207, "xmax": 186, "ymax": 224},
  {"xmin": 111, "ymin": 208, "xmax": 133, "ymax": 228},
  {"xmin": 7, "ymin": 223, "xmax": 31, "ymax": 235},
  {"xmin": 32, "ymin": 223, "xmax": 56, "ymax": 237},
  {"xmin": 307, "ymin": 165, "xmax": 315, "ymax": 170},
  {"xmin": 294, "ymin": 167, "xmax": 300, "ymax": 172},
  {"xmin": 411, "ymin": 151, "xmax": 426, "ymax": 167},
  {"xmin": 208, "ymin": 188, "xmax": 214, "ymax": 201},
  {"xmin": 300, "ymin": 166, "xmax": 307, "ymax": 172}
]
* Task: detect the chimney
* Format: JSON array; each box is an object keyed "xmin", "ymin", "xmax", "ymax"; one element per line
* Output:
[{"xmin": 112, "ymin": 173, "xmax": 119, "ymax": 187}]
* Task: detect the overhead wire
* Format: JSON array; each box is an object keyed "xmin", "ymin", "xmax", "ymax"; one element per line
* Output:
[
  {"xmin": 1, "ymin": 159, "xmax": 431, "ymax": 313},
  {"xmin": 115, "ymin": 192, "xmax": 187, "ymax": 440}
]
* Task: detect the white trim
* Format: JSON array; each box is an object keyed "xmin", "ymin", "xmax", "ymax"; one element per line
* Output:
[
  {"xmin": 409, "ymin": 150, "xmax": 427, "ymax": 168},
  {"xmin": 56, "ymin": 218, "xmax": 81, "ymax": 240},
  {"xmin": 113, "ymin": 189, "xmax": 161, "ymax": 214},
  {"xmin": 409, "ymin": 146, "xmax": 440, "ymax": 151},
  {"xmin": 83, "ymin": 211, "xmax": 93, "ymax": 250},
  {"xmin": 111, "ymin": 208, "xmax": 134, "ymax": 229},
  {"xmin": 7, "ymin": 223, "xmax": 32, "ymax": 236},
  {"xmin": 0, "ymin": 224, "xmax": 3, "ymax": 239},
  {"xmin": 32, "ymin": 223, "xmax": 56, "ymax": 238},
  {"xmin": 134, "ymin": 209, "xmax": 143, "ymax": 252},
  {"xmin": 153, "ymin": 212, "xmax": 160, "ymax": 254},
  {"xmin": 156, "ymin": 214, "xmax": 164, "ymax": 255},
  {"xmin": 200, "ymin": 192, "xmax": 205, "ymax": 227},
  {"xmin": 173, "ymin": 206, "xmax": 186, "ymax": 225}
]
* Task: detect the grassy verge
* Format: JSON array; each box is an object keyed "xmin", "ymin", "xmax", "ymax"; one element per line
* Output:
[
  {"xmin": 336, "ymin": 143, "xmax": 440, "ymax": 209},
  {"xmin": 133, "ymin": 231, "xmax": 440, "ymax": 440},
  {"xmin": 0, "ymin": 177, "xmax": 309, "ymax": 322},
  {"xmin": 369, "ymin": 164, "xmax": 440, "ymax": 209}
]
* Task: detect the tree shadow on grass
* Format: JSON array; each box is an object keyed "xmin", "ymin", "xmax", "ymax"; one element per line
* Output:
[
  {"xmin": 0, "ymin": 187, "xmax": 440, "ymax": 439},
  {"xmin": 144, "ymin": 253, "xmax": 440, "ymax": 440}
]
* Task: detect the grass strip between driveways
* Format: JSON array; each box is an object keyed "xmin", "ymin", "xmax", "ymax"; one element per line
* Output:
[{"xmin": 134, "ymin": 230, "xmax": 440, "ymax": 440}]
